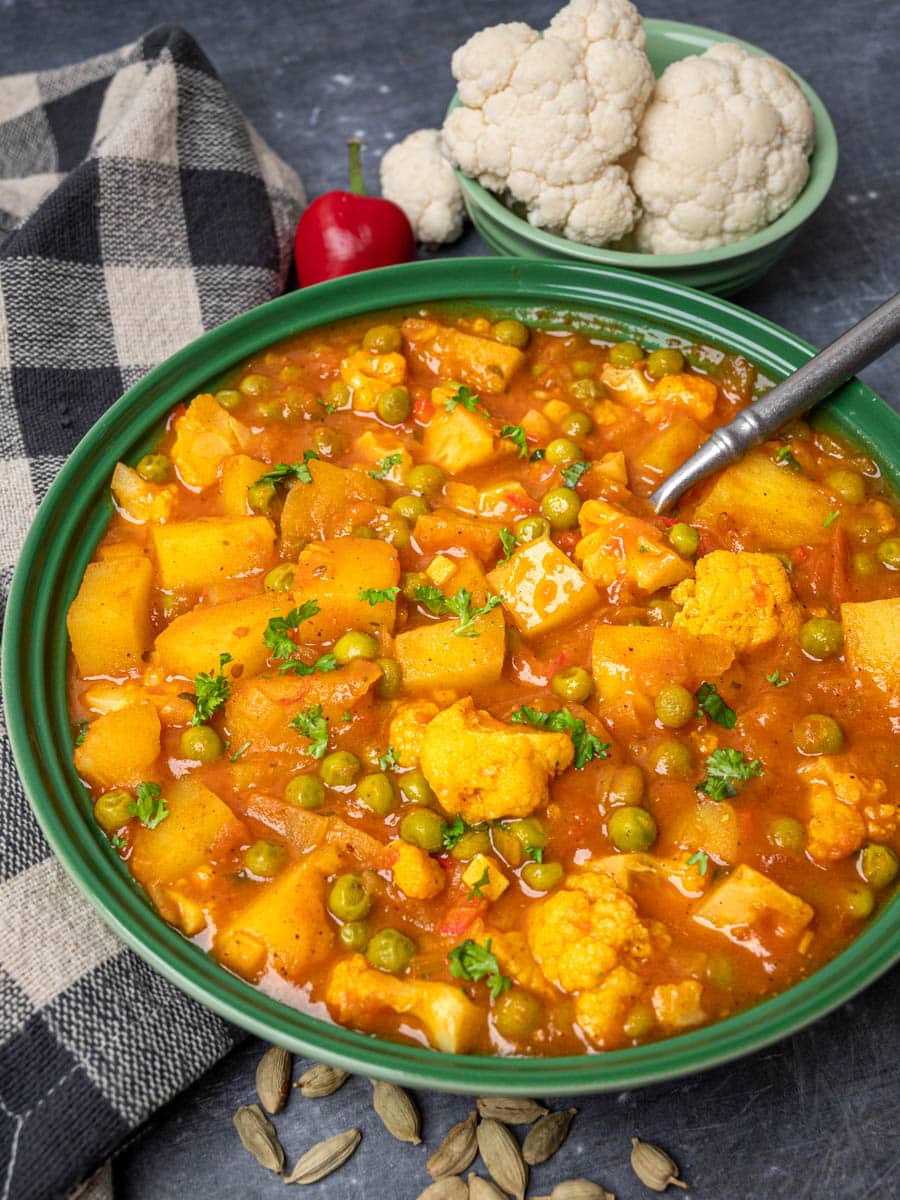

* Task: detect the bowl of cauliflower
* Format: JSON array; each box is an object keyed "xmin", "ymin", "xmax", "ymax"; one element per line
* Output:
[{"xmin": 394, "ymin": 2, "xmax": 836, "ymax": 295}]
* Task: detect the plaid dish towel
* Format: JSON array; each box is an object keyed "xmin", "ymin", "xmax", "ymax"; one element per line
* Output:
[{"xmin": 0, "ymin": 27, "xmax": 305, "ymax": 1200}]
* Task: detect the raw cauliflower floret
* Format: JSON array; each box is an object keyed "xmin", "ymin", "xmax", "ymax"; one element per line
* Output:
[
  {"xmin": 631, "ymin": 42, "xmax": 816, "ymax": 253},
  {"xmin": 803, "ymin": 760, "xmax": 893, "ymax": 863},
  {"xmin": 651, "ymin": 980, "xmax": 706, "ymax": 1030},
  {"xmin": 380, "ymin": 129, "xmax": 465, "ymax": 244},
  {"xmin": 442, "ymin": 2, "xmax": 653, "ymax": 246},
  {"xmin": 575, "ymin": 965, "xmax": 643, "ymax": 1048},
  {"xmin": 527, "ymin": 867, "xmax": 652, "ymax": 992},
  {"xmin": 389, "ymin": 701, "xmax": 439, "ymax": 768},
  {"xmin": 390, "ymin": 841, "xmax": 445, "ymax": 900},
  {"xmin": 672, "ymin": 550, "xmax": 801, "ymax": 654},
  {"xmin": 419, "ymin": 697, "xmax": 574, "ymax": 822}
]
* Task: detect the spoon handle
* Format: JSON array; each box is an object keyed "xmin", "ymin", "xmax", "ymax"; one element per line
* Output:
[{"xmin": 649, "ymin": 291, "xmax": 900, "ymax": 513}]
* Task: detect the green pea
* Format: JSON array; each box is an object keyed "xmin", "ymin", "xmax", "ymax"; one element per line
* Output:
[
  {"xmin": 668, "ymin": 523, "xmax": 700, "ymax": 558},
  {"xmin": 551, "ymin": 666, "xmax": 594, "ymax": 703},
  {"xmin": 264, "ymin": 563, "xmax": 295, "ymax": 592},
  {"xmin": 391, "ymin": 494, "xmax": 428, "ymax": 523},
  {"xmin": 363, "ymin": 324, "xmax": 402, "ymax": 354},
  {"xmin": 654, "ymin": 684, "xmax": 695, "ymax": 729},
  {"xmin": 843, "ymin": 883, "xmax": 875, "ymax": 919},
  {"xmin": 366, "ymin": 928, "xmax": 415, "ymax": 974},
  {"xmin": 136, "ymin": 453, "xmax": 171, "ymax": 483},
  {"xmin": 400, "ymin": 770, "xmax": 435, "ymax": 807},
  {"xmin": 328, "ymin": 873, "xmax": 373, "ymax": 921},
  {"xmin": 646, "ymin": 348, "xmax": 685, "ymax": 379},
  {"xmin": 826, "ymin": 469, "xmax": 866, "ymax": 504},
  {"xmin": 407, "ymin": 464, "xmax": 445, "ymax": 498},
  {"xmin": 650, "ymin": 740, "xmax": 695, "ymax": 778},
  {"xmin": 94, "ymin": 789, "xmax": 134, "ymax": 834},
  {"xmin": 313, "ymin": 424, "xmax": 348, "ymax": 458},
  {"xmin": 573, "ymin": 360, "xmax": 596, "ymax": 379},
  {"xmin": 450, "ymin": 829, "xmax": 491, "ymax": 861},
  {"xmin": 339, "ymin": 920, "xmax": 369, "ymax": 951},
  {"xmin": 334, "ymin": 630, "xmax": 379, "ymax": 665},
  {"xmin": 507, "ymin": 818, "xmax": 546, "ymax": 855},
  {"xmin": 375, "ymin": 657, "xmax": 402, "ymax": 700},
  {"xmin": 215, "ymin": 388, "xmax": 242, "ymax": 410},
  {"xmin": 400, "ymin": 808, "xmax": 444, "ymax": 853},
  {"xmin": 179, "ymin": 725, "xmax": 224, "ymax": 763},
  {"xmin": 705, "ymin": 955, "xmax": 735, "ymax": 990},
  {"xmin": 493, "ymin": 989, "xmax": 543, "ymax": 1039},
  {"xmin": 492, "ymin": 318, "xmax": 529, "ymax": 348},
  {"xmin": 607, "ymin": 765, "xmax": 645, "ymax": 808},
  {"xmin": 284, "ymin": 774, "xmax": 325, "ymax": 810},
  {"xmin": 560, "ymin": 410, "xmax": 594, "ymax": 439},
  {"xmin": 800, "ymin": 617, "xmax": 844, "ymax": 660},
  {"xmin": 247, "ymin": 480, "xmax": 275, "ymax": 514},
  {"xmin": 377, "ymin": 386, "xmax": 412, "ymax": 425},
  {"xmin": 357, "ymin": 773, "xmax": 396, "ymax": 815},
  {"xmin": 608, "ymin": 341, "xmax": 644, "ymax": 368},
  {"xmin": 326, "ymin": 380, "xmax": 352, "ymax": 410},
  {"xmin": 540, "ymin": 487, "xmax": 581, "ymax": 530},
  {"xmin": 256, "ymin": 399, "xmax": 282, "ymax": 420},
  {"xmin": 521, "ymin": 861, "xmax": 564, "ymax": 891},
  {"xmin": 876, "ymin": 537, "xmax": 900, "ymax": 570},
  {"xmin": 852, "ymin": 552, "xmax": 877, "ymax": 577},
  {"xmin": 859, "ymin": 843, "xmax": 899, "ymax": 888},
  {"xmin": 402, "ymin": 570, "xmax": 430, "ymax": 600},
  {"xmin": 515, "ymin": 515, "xmax": 551, "ymax": 544},
  {"xmin": 792, "ymin": 713, "xmax": 844, "ymax": 756},
  {"xmin": 645, "ymin": 599, "xmax": 677, "ymax": 626},
  {"xmin": 379, "ymin": 514, "xmax": 411, "ymax": 551},
  {"xmin": 768, "ymin": 815, "xmax": 806, "ymax": 852},
  {"xmin": 545, "ymin": 437, "xmax": 582, "ymax": 467},
  {"xmin": 569, "ymin": 379, "xmax": 598, "ymax": 404},
  {"xmin": 608, "ymin": 805, "xmax": 657, "ymax": 852},
  {"xmin": 854, "ymin": 514, "xmax": 882, "ymax": 545},
  {"xmin": 623, "ymin": 1003, "xmax": 656, "ymax": 1039},
  {"xmin": 244, "ymin": 840, "xmax": 286, "ymax": 877},
  {"xmin": 319, "ymin": 750, "xmax": 361, "ymax": 788},
  {"xmin": 239, "ymin": 373, "xmax": 272, "ymax": 397},
  {"xmin": 351, "ymin": 525, "xmax": 375, "ymax": 539}
]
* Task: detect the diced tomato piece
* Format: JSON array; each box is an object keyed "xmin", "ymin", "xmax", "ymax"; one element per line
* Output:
[{"xmin": 439, "ymin": 897, "xmax": 487, "ymax": 938}]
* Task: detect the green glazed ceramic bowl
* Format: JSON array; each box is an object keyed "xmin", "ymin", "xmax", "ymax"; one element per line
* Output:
[
  {"xmin": 5, "ymin": 259, "xmax": 898, "ymax": 1096},
  {"xmin": 451, "ymin": 19, "xmax": 839, "ymax": 296}
]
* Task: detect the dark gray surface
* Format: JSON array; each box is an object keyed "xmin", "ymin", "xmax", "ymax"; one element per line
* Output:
[{"xmin": 4, "ymin": 0, "xmax": 899, "ymax": 1196}]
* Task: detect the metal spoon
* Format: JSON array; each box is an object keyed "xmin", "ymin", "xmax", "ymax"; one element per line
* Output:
[{"xmin": 649, "ymin": 291, "xmax": 900, "ymax": 514}]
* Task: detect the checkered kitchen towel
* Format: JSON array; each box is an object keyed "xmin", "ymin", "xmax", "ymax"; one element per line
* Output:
[{"xmin": 0, "ymin": 27, "xmax": 305, "ymax": 1199}]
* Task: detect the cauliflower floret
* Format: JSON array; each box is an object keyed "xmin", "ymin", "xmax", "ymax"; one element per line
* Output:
[
  {"xmin": 111, "ymin": 462, "xmax": 178, "ymax": 524},
  {"xmin": 389, "ymin": 700, "xmax": 439, "ymax": 768},
  {"xmin": 171, "ymin": 394, "xmax": 252, "ymax": 490},
  {"xmin": 470, "ymin": 920, "xmax": 557, "ymax": 999},
  {"xmin": 442, "ymin": 2, "xmax": 653, "ymax": 246},
  {"xmin": 420, "ymin": 697, "xmax": 574, "ymax": 822},
  {"xmin": 672, "ymin": 550, "xmax": 801, "ymax": 654},
  {"xmin": 803, "ymin": 760, "xmax": 892, "ymax": 863},
  {"xmin": 575, "ymin": 965, "xmax": 643, "ymax": 1048},
  {"xmin": 340, "ymin": 349, "xmax": 407, "ymax": 413},
  {"xmin": 527, "ymin": 867, "xmax": 652, "ymax": 991},
  {"xmin": 575, "ymin": 498, "xmax": 693, "ymax": 595},
  {"xmin": 651, "ymin": 980, "xmax": 706, "ymax": 1030},
  {"xmin": 390, "ymin": 840, "xmax": 445, "ymax": 900},
  {"xmin": 631, "ymin": 42, "xmax": 816, "ymax": 253},
  {"xmin": 380, "ymin": 129, "xmax": 465, "ymax": 244}
]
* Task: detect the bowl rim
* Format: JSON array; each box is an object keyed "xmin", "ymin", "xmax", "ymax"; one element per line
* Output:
[
  {"xmin": 5, "ymin": 257, "xmax": 898, "ymax": 1096},
  {"xmin": 451, "ymin": 17, "xmax": 839, "ymax": 268}
]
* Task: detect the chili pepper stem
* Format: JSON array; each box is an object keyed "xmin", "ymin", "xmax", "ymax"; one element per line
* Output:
[{"xmin": 347, "ymin": 139, "xmax": 367, "ymax": 196}]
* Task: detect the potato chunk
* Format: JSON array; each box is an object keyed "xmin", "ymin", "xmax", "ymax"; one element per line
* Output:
[
  {"xmin": 415, "ymin": 508, "xmax": 505, "ymax": 563},
  {"xmin": 402, "ymin": 317, "xmax": 524, "ymax": 394},
  {"xmin": 154, "ymin": 593, "xmax": 294, "ymax": 679},
  {"xmin": 151, "ymin": 516, "xmax": 275, "ymax": 590},
  {"xmin": 591, "ymin": 624, "xmax": 734, "ymax": 704},
  {"xmin": 170, "ymin": 393, "xmax": 252, "ymax": 489},
  {"xmin": 280, "ymin": 459, "xmax": 386, "ymax": 553},
  {"xmin": 67, "ymin": 555, "xmax": 153, "ymax": 678},
  {"xmin": 292, "ymin": 537, "xmax": 400, "ymax": 640},
  {"xmin": 692, "ymin": 864, "xmax": 813, "ymax": 952},
  {"xmin": 130, "ymin": 778, "xmax": 246, "ymax": 889},
  {"xmin": 575, "ymin": 499, "xmax": 693, "ymax": 595},
  {"xmin": 394, "ymin": 609, "xmax": 505, "ymax": 694},
  {"xmin": 841, "ymin": 597, "xmax": 900, "ymax": 693},
  {"xmin": 461, "ymin": 853, "xmax": 509, "ymax": 902},
  {"xmin": 651, "ymin": 980, "xmax": 706, "ymax": 1030},
  {"xmin": 74, "ymin": 703, "xmax": 160, "ymax": 790},
  {"xmin": 218, "ymin": 454, "xmax": 268, "ymax": 517},
  {"xmin": 488, "ymin": 536, "xmax": 598, "ymax": 637},
  {"xmin": 111, "ymin": 463, "xmax": 178, "ymax": 524},
  {"xmin": 422, "ymin": 403, "xmax": 498, "ymax": 474}
]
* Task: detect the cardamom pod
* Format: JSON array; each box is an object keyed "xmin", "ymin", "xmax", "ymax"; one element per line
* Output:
[
  {"xmin": 232, "ymin": 1103, "xmax": 285, "ymax": 1174},
  {"xmin": 295, "ymin": 1062, "xmax": 350, "ymax": 1098},
  {"xmin": 476, "ymin": 1118, "xmax": 528, "ymax": 1200},
  {"xmin": 284, "ymin": 1128, "xmax": 361, "ymax": 1185},
  {"xmin": 475, "ymin": 1097, "xmax": 548, "ymax": 1124},
  {"xmin": 535, "ymin": 1181, "xmax": 615, "ymax": 1200},
  {"xmin": 427, "ymin": 1110, "xmax": 478, "ymax": 1179},
  {"xmin": 371, "ymin": 1078, "xmax": 422, "ymax": 1145},
  {"xmin": 523, "ymin": 1107, "xmax": 577, "ymax": 1166},
  {"xmin": 467, "ymin": 1173, "xmax": 507, "ymax": 1199},
  {"xmin": 630, "ymin": 1137, "xmax": 688, "ymax": 1192},
  {"xmin": 255, "ymin": 1045, "xmax": 291, "ymax": 1114},
  {"xmin": 416, "ymin": 1178, "xmax": 468, "ymax": 1200}
]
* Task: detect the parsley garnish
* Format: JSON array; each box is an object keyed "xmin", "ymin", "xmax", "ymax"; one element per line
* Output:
[
  {"xmin": 378, "ymin": 746, "xmax": 398, "ymax": 772},
  {"xmin": 530, "ymin": 448, "xmax": 546, "ymax": 462},
  {"xmin": 263, "ymin": 601, "xmax": 321, "ymax": 671},
  {"xmin": 229, "ymin": 740, "xmax": 253, "ymax": 762},
  {"xmin": 444, "ymin": 385, "xmax": 483, "ymax": 415},
  {"xmin": 340, "ymin": 711, "xmax": 353, "ymax": 723},
  {"xmin": 369, "ymin": 452, "xmax": 403, "ymax": 479},
  {"xmin": 128, "ymin": 781, "xmax": 169, "ymax": 829},
  {"xmin": 317, "ymin": 396, "xmax": 336, "ymax": 415},
  {"xmin": 499, "ymin": 528, "xmax": 517, "ymax": 561},
  {"xmin": 695, "ymin": 682, "xmax": 736, "ymax": 730},
  {"xmin": 774, "ymin": 446, "xmax": 801, "ymax": 472},
  {"xmin": 823, "ymin": 510, "xmax": 841, "ymax": 528},
  {"xmin": 255, "ymin": 450, "xmax": 319, "ymax": 488},
  {"xmin": 766, "ymin": 670, "xmax": 790, "ymax": 688},
  {"xmin": 413, "ymin": 585, "xmax": 502, "ymax": 638},
  {"xmin": 289, "ymin": 704, "xmax": 330, "ymax": 758},
  {"xmin": 447, "ymin": 939, "xmax": 511, "ymax": 998},
  {"xmin": 510, "ymin": 705, "xmax": 610, "ymax": 769},
  {"xmin": 499, "ymin": 424, "xmax": 528, "ymax": 458},
  {"xmin": 526, "ymin": 845, "xmax": 544, "ymax": 863},
  {"xmin": 359, "ymin": 586, "xmax": 400, "ymax": 606},
  {"xmin": 561, "ymin": 460, "xmax": 590, "ymax": 489},
  {"xmin": 696, "ymin": 747, "xmax": 763, "ymax": 801},
  {"xmin": 74, "ymin": 722, "xmax": 89, "ymax": 746},
  {"xmin": 441, "ymin": 816, "xmax": 487, "ymax": 851},
  {"xmin": 467, "ymin": 866, "xmax": 491, "ymax": 900},
  {"xmin": 110, "ymin": 833, "xmax": 127, "ymax": 851},
  {"xmin": 191, "ymin": 652, "xmax": 233, "ymax": 725},
  {"xmin": 687, "ymin": 849, "xmax": 709, "ymax": 876}
]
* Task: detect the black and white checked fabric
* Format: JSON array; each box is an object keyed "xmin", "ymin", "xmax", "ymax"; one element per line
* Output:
[{"xmin": 0, "ymin": 27, "xmax": 305, "ymax": 1199}]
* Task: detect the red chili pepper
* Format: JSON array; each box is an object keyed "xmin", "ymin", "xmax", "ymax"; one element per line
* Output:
[{"xmin": 294, "ymin": 140, "xmax": 415, "ymax": 286}]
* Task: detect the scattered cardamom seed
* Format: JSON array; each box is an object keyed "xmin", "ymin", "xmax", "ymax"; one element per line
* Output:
[
  {"xmin": 416, "ymin": 1177, "xmax": 469, "ymax": 1200},
  {"xmin": 467, "ymin": 1173, "xmax": 507, "ymax": 1200},
  {"xmin": 475, "ymin": 1097, "xmax": 548, "ymax": 1124},
  {"xmin": 536, "ymin": 1181, "xmax": 615, "ymax": 1200},
  {"xmin": 427, "ymin": 1110, "xmax": 478, "ymax": 1179},
  {"xmin": 523, "ymin": 1107, "xmax": 577, "ymax": 1166},
  {"xmin": 295, "ymin": 1062, "xmax": 349, "ymax": 1098},
  {"xmin": 255, "ymin": 1045, "xmax": 291, "ymax": 1114},
  {"xmin": 284, "ymin": 1128, "xmax": 361, "ymax": 1185},
  {"xmin": 476, "ymin": 1118, "xmax": 528, "ymax": 1200},
  {"xmin": 371, "ymin": 1078, "xmax": 422, "ymax": 1145},
  {"xmin": 232, "ymin": 1103, "xmax": 285, "ymax": 1174},
  {"xmin": 630, "ymin": 1138, "xmax": 688, "ymax": 1192}
]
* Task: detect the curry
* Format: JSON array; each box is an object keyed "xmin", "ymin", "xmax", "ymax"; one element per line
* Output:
[{"xmin": 66, "ymin": 308, "xmax": 900, "ymax": 1057}]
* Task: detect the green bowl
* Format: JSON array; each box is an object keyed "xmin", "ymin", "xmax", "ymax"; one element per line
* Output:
[
  {"xmin": 5, "ymin": 258, "xmax": 898, "ymax": 1095},
  {"xmin": 451, "ymin": 19, "xmax": 839, "ymax": 296}
]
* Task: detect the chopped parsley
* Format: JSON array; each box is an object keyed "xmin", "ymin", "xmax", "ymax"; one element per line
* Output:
[
  {"xmin": 263, "ymin": 601, "xmax": 321, "ymax": 671},
  {"xmin": 560, "ymin": 459, "xmax": 590, "ymax": 490},
  {"xmin": 467, "ymin": 866, "xmax": 491, "ymax": 900},
  {"xmin": 696, "ymin": 747, "xmax": 763, "ymax": 801},
  {"xmin": 774, "ymin": 445, "xmax": 802, "ymax": 472},
  {"xmin": 369, "ymin": 452, "xmax": 403, "ymax": 479},
  {"xmin": 695, "ymin": 682, "xmax": 736, "ymax": 730},
  {"xmin": 498, "ymin": 528, "xmax": 517, "ymax": 561},
  {"xmin": 823, "ymin": 510, "xmax": 841, "ymax": 528},
  {"xmin": 128, "ymin": 781, "xmax": 169, "ymax": 829},
  {"xmin": 191, "ymin": 652, "xmax": 233, "ymax": 725},
  {"xmin": 526, "ymin": 844, "xmax": 544, "ymax": 863},
  {"xmin": 440, "ymin": 816, "xmax": 486, "ymax": 851},
  {"xmin": 289, "ymin": 704, "xmax": 330, "ymax": 759},
  {"xmin": 447, "ymin": 938, "xmax": 511, "ymax": 999},
  {"xmin": 73, "ymin": 722, "xmax": 89, "ymax": 746},
  {"xmin": 359, "ymin": 586, "xmax": 400, "ymax": 606},
  {"xmin": 499, "ymin": 424, "xmax": 528, "ymax": 458},
  {"xmin": 529, "ymin": 448, "xmax": 546, "ymax": 462},
  {"xmin": 687, "ymin": 849, "xmax": 710, "ymax": 876},
  {"xmin": 444, "ymin": 385, "xmax": 483, "ymax": 415},
  {"xmin": 255, "ymin": 450, "xmax": 319, "ymax": 488},
  {"xmin": 413, "ymin": 584, "xmax": 502, "ymax": 638},
  {"xmin": 510, "ymin": 705, "xmax": 610, "ymax": 769},
  {"xmin": 378, "ymin": 746, "xmax": 398, "ymax": 772},
  {"xmin": 766, "ymin": 670, "xmax": 790, "ymax": 688},
  {"xmin": 229, "ymin": 740, "xmax": 253, "ymax": 762},
  {"xmin": 317, "ymin": 396, "xmax": 336, "ymax": 415},
  {"xmin": 110, "ymin": 833, "xmax": 127, "ymax": 852}
]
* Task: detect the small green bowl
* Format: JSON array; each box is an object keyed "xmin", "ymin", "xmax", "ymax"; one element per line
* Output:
[
  {"xmin": 5, "ymin": 259, "xmax": 897, "ymax": 1095},
  {"xmin": 452, "ymin": 19, "xmax": 838, "ymax": 296}
]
